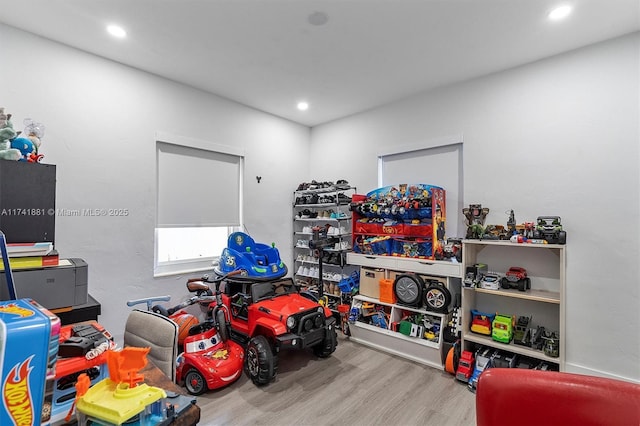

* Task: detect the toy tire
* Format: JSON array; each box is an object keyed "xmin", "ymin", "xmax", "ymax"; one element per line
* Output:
[
  {"xmin": 184, "ymin": 369, "xmax": 208, "ymax": 395},
  {"xmin": 558, "ymin": 231, "xmax": 567, "ymax": 244},
  {"xmin": 313, "ymin": 323, "xmax": 337, "ymax": 358},
  {"xmin": 151, "ymin": 305, "xmax": 169, "ymax": 317},
  {"xmin": 525, "ymin": 277, "xmax": 531, "ymax": 289},
  {"xmin": 245, "ymin": 335, "xmax": 277, "ymax": 386},
  {"xmin": 500, "ymin": 277, "xmax": 509, "ymax": 289},
  {"xmin": 424, "ymin": 283, "xmax": 451, "ymax": 313},
  {"xmin": 393, "ymin": 274, "xmax": 424, "ymax": 307},
  {"xmin": 216, "ymin": 309, "xmax": 229, "ymax": 342}
]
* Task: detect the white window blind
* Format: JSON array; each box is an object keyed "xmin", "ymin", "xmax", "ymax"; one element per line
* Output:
[{"xmin": 157, "ymin": 142, "xmax": 240, "ymax": 228}]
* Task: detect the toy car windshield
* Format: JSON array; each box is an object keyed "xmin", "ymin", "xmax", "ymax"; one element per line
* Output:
[{"xmin": 184, "ymin": 333, "xmax": 221, "ymax": 353}]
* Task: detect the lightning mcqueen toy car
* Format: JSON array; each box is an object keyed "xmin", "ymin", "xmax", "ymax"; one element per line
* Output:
[{"xmin": 176, "ymin": 326, "xmax": 244, "ymax": 395}]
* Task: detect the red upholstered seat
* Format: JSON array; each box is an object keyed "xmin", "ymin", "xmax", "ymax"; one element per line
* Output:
[{"xmin": 476, "ymin": 368, "xmax": 640, "ymax": 426}]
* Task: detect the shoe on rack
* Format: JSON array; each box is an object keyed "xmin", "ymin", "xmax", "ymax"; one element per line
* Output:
[
  {"xmin": 336, "ymin": 179, "xmax": 350, "ymax": 190},
  {"xmin": 297, "ymin": 265, "xmax": 304, "ymax": 275}
]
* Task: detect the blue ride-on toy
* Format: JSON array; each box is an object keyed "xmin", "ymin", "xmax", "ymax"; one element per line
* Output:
[{"xmin": 214, "ymin": 232, "xmax": 287, "ymax": 281}]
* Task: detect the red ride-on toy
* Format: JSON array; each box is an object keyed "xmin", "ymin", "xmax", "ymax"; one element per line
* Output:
[
  {"xmin": 199, "ymin": 271, "xmax": 337, "ymax": 386},
  {"xmin": 175, "ymin": 270, "xmax": 245, "ymax": 395}
]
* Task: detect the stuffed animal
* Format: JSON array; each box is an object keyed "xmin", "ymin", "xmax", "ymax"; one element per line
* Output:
[
  {"xmin": 0, "ymin": 107, "xmax": 22, "ymax": 161},
  {"xmin": 10, "ymin": 136, "xmax": 36, "ymax": 162},
  {"xmin": 23, "ymin": 118, "xmax": 44, "ymax": 157}
]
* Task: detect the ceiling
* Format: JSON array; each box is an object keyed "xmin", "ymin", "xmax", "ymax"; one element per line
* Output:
[{"xmin": 0, "ymin": 0, "xmax": 638, "ymax": 127}]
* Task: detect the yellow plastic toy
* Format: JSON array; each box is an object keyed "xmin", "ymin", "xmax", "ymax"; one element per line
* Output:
[{"xmin": 74, "ymin": 347, "xmax": 166, "ymax": 425}]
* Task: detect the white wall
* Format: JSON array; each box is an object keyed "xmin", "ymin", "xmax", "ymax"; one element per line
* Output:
[
  {"xmin": 0, "ymin": 24, "xmax": 309, "ymax": 341},
  {"xmin": 310, "ymin": 33, "xmax": 640, "ymax": 382}
]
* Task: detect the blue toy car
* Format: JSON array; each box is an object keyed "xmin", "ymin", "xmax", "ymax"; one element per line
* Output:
[
  {"xmin": 468, "ymin": 347, "xmax": 496, "ymax": 392},
  {"xmin": 214, "ymin": 232, "xmax": 287, "ymax": 281}
]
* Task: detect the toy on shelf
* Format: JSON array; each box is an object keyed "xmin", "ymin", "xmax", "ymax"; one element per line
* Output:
[
  {"xmin": 501, "ymin": 267, "xmax": 531, "ymax": 292},
  {"xmin": 491, "ymin": 314, "xmax": 515, "ymax": 343},
  {"xmin": 350, "ymin": 184, "xmax": 446, "ymax": 259},
  {"xmin": 464, "ymin": 263, "xmax": 488, "ymax": 288},
  {"xmin": 479, "ymin": 272, "xmax": 502, "ymax": 290},
  {"xmin": 513, "ymin": 316, "xmax": 532, "ymax": 346},
  {"xmin": 470, "ymin": 309, "xmax": 495, "ymax": 335},
  {"xmin": 468, "ymin": 347, "xmax": 497, "ymax": 392},
  {"xmin": 392, "ymin": 273, "xmax": 452, "ymax": 313},
  {"xmin": 462, "ymin": 204, "xmax": 489, "ymax": 239},
  {"xmin": 533, "ymin": 216, "xmax": 567, "ymax": 244},
  {"xmin": 541, "ymin": 331, "xmax": 560, "ymax": 358},
  {"xmin": 455, "ymin": 350, "xmax": 475, "ymax": 382}
]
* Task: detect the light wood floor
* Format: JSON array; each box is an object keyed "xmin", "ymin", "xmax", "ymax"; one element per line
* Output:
[{"xmin": 196, "ymin": 334, "xmax": 476, "ymax": 425}]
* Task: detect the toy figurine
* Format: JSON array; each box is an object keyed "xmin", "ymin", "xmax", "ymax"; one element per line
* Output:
[
  {"xmin": 507, "ymin": 210, "xmax": 516, "ymax": 235},
  {"xmin": 462, "ymin": 204, "xmax": 490, "ymax": 239}
]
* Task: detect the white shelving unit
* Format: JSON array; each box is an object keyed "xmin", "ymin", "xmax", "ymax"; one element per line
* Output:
[
  {"xmin": 347, "ymin": 252, "xmax": 462, "ymax": 369},
  {"xmin": 461, "ymin": 239, "xmax": 566, "ymax": 370},
  {"xmin": 293, "ymin": 185, "xmax": 357, "ymax": 306}
]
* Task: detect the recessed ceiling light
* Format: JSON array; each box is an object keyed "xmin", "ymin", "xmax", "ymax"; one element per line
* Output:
[
  {"xmin": 107, "ymin": 24, "xmax": 127, "ymax": 38},
  {"xmin": 548, "ymin": 5, "xmax": 572, "ymax": 21},
  {"xmin": 297, "ymin": 102, "xmax": 309, "ymax": 111},
  {"xmin": 308, "ymin": 11, "xmax": 329, "ymax": 26}
]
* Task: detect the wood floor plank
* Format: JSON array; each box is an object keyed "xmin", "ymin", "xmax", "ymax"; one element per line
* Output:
[{"xmin": 196, "ymin": 335, "xmax": 476, "ymax": 425}]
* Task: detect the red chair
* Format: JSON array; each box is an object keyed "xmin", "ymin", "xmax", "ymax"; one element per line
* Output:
[{"xmin": 476, "ymin": 368, "xmax": 640, "ymax": 426}]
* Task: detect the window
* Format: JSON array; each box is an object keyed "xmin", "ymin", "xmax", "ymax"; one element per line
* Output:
[
  {"xmin": 378, "ymin": 135, "xmax": 463, "ymax": 237},
  {"xmin": 155, "ymin": 133, "xmax": 244, "ymax": 277}
]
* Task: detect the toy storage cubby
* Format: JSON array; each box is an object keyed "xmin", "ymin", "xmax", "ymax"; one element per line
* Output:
[
  {"xmin": 293, "ymin": 184, "xmax": 358, "ymax": 311},
  {"xmin": 349, "ymin": 184, "xmax": 446, "ymax": 260},
  {"xmin": 347, "ymin": 252, "xmax": 462, "ymax": 369},
  {"xmin": 461, "ymin": 240, "xmax": 566, "ymax": 370}
]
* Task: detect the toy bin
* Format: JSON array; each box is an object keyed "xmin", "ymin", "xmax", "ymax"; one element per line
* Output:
[
  {"xmin": 359, "ymin": 267, "xmax": 384, "ymax": 299},
  {"xmin": 391, "ymin": 238, "xmax": 433, "ymax": 258},
  {"xmin": 0, "ymin": 298, "xmax": 61, "ymax": 426},
  {"xmin": 378, "ymin": 278, "xmax": 396, "ymax": 304},
  {"xmin": 353, "ymin": 235, "xmax": 392, "ymax": 256}
]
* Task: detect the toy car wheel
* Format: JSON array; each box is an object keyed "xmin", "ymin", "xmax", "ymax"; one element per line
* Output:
[
  {"xmin": 184, "ymin": 369, "xmax": 208, "ymax": 395},
  {"xmin": 424, "ymin": 283, "xmax": 451, "ymax": 313},
  {"xmin": 517, "ymin": 279, "xmax": 526, "ymax": 292},
  {"xmin": 216, "ymin": 309, "xmax": 229, "ymax": 342},
  {"xmin": 500, "ymin": 277, "xmax": 509, "ymax": 289},
  {"xmin": 245, "ymin": 335, "xmax": 277, "ymax": 386},
  {"xmin": 393, "ymin": 274, "xmax": 424, "ymax": 306},
  {"xmin": 558, "ymin": 231, "xmax": 567, "ymax": 244},
  {"xmin": 313, "ymin": 322, "xmax": 337, "ymax": 358},
  {"xmin": 525, "ymin": 277, "xmax": 531, "ymax": 290}
]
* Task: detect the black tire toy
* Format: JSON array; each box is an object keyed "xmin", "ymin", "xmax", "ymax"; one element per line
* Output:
[
  {"xmin": 423, "ymin": 280, "xmax": 452, "ymax": 313},
  {"xmin": 393, "ymin": 274, "xmax": 424, "ymax": 307}
]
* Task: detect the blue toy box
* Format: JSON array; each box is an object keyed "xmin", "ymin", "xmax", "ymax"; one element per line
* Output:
[{"xmin": 0, "ymin": 298, "xmax": 61, "ymax": 426}]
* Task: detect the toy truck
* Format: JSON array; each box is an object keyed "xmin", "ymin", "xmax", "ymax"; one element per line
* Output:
[
  {"xmin": 216, "ymin": 277, "xmax": 337, "ymax": 386},
  {"xmin": 455, "ymin": 350, "xmax": 475, "ymax": 383}
]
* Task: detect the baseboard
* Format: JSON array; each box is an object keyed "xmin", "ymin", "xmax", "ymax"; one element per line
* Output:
[{"xmin": 565, "ymin": 362, "xmax": 640, "ymax": 384}]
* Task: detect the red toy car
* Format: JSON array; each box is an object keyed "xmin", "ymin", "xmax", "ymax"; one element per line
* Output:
[
  {"xmin": 176, "ymin": 326, "xmax": 244, "ymax": 395},
  {"xmin": 456, "ymin": 350, "xmax": 475, "ymax": 383},
  {"xmin": 501, "ymin": 267, "xmax": 531, "ymax": 292}
]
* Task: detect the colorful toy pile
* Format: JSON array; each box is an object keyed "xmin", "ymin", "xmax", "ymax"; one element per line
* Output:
[{"xmin": 350, "ymin": 184, "xmax": 446, "ymax": 259}]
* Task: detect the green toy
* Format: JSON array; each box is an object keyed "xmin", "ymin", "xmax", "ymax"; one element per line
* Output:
[{"xmin": 0, "ymin": 107, "xmax": 22, "ymax": 161}]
